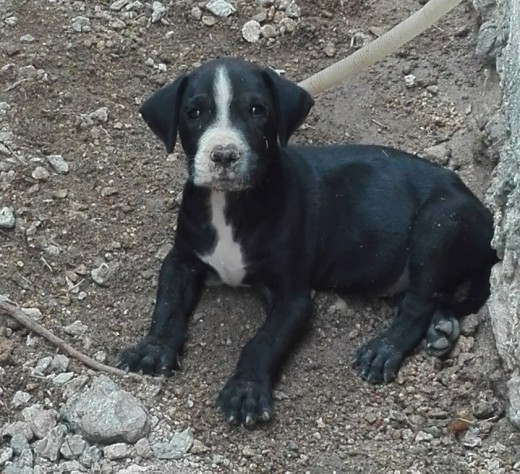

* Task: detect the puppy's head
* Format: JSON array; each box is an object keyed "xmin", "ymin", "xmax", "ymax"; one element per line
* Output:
[{"xmin": 139, "ymin": 58, "xmax": 314, "ymax": 191}]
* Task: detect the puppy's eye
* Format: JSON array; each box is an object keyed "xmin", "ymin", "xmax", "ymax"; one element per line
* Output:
[
  {"xmin": 250, "ymin": 105, "xmax": 267, "ymax": 117},
  {"xmin": 188, "ymin": 107, "xmax": 201, "ymax": 119}
]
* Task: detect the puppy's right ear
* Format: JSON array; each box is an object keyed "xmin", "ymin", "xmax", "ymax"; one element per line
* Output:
[{"xmin": 139, "ymin": 74, "xmax": 189, "ymax": 153}]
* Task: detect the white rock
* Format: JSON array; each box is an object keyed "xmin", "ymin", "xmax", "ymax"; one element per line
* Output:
[
  {"xmin": 110, "ymin": 0, "xmax": 130, "ymax": 10},
  {"xmin": 47, "ymin": 154, "xmax": 69, "ymax": 174},
  {"xmin": 0, "ymin": 447, "xmax": 13, "ymax": 466},
  {"xmin": 0, "ymin": 206, "xmax": 15, "ymax": 228},
  {"xmin": 103, "ymin": 442, "xmax": 131, "ymax": 460},
  {"xmin": 22, "ymin": 307, "xmax": 42, "ymax": 320},
  {"xmin": 64, "ymin": 320, "xmax": 88, "ymax": 336},
  {"xmin": 71, "ymin": 16, "xmax": 91, "ymax": 33},
  {"xmin": 242, "ymin": 20, "xmax": 261, "ymax": 43},
  {"xmin": 89, "ymin": 106, "xmax": 109, "ymax": 123},
  {"xmin": 12, "ymin": 391, "xmax": 31, "ymax": 408},
  {"xmin": 206, "ymin": 0, "xmax": 236, "ymax": 17},
  {"xmin": 151, "ymin": 1, "xmax": 166, "ymax": 23},
  {"xmin": 285, "ymin": 1, "xmax": 301, "ymax": 18},
  {"xmin": 34, "ymin": 356, "xmax": 53, "ymax": 375},
  {"xmin": 404, "ymin": 74, "xmax": 416, "ymax": 88},
  {"xmin": 20, "ymin": 34, "xmax": 35, "ymax": 43},
  {"xmin": 32, "ymin": 166, "xmax": 50, "ymax": 181}
]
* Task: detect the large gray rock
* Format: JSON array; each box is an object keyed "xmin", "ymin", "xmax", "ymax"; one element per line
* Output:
[
  {"xmin": 60, "ymin": 375, "xmax": 150, "ymax": 444},
  {"xmin": 486, "ymin": 0, "xmax": 520, "ymax": 428}
]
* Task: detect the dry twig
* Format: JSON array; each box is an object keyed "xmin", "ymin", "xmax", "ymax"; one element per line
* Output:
[{"xmin": 0, "ymin": 296, "xmax": 142, "ymax": 380}]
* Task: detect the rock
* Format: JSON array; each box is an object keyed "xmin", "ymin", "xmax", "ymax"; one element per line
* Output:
[
  {"xmin": 29, "ymin": 408, "xmax": 59, "ymax": 439},
  {"xmin": 34, "ymin": 356, "xmax": 52, "ymax": 375},
  {"xmin": 134, "ymin": 437, "xmax": 152, "ymax": 458},
  {"xmin": 79, "ymin": 445, "xmax": 102, "ymax": 467},
  {"xmin": 46, "ymin": 154, "xmax": 69, "ymax": 174},
  {"xmin": 152, "ymin": 428, "xmax": 193, "ymax": 460},
  {"xmin": 460, "ymin": 427, "xmax": 482, "ymax": 448},
  {"xmin": 91, "ymin": 262, "xmax": 118, "ymax": 286},
  {"xmin": 111, "ymin": 0, "xmax": 130, "ymax": 10},
  {"xmin": 242, "ymin": 20, "xmax": 262, "ymax": 43},
  {"xmin": 472, "ymin": 0, "xmax": 496, "ymax": 13},
  {"xmin": 191, "ymin": 6, "xmax": 202, "ymax": 20},
  {"xmin": 507, "ymin": 374, "xmax": 520, "ymax": 429},
  {"xmin": 460, "ymin": 314, "xmax": 480, "ymax": 336},
  {"xmin": 19, "ymin": 34, "xmax": 35, "ymax": 43},
  {"xmin": 60, "ymin": 375, "xmax": 150, "ymax": 444},
  {"xmin": 206, "ymin": 0, "xmax": 236, "ymax": 18},
  {"xmin": 19, "ymin": 65, "xmax": 37, "ymax": 78},
  {"xmin": 116, "ymin": 466, "xmax": 150, "ymax": 474},
  {"xmin": 50, "ymin": 354, "xmax": 70, "ymax": 373},
  {"xmin": 151, "ymin": 1, "xmax": 166, "ymax": 23},
  {"xmin": 21, "ymin": 307, "xmax": 42, "ymax": 321},
  {"xmin": 31, "ymin": 166, "xmax": 50, "ymax": 181},
  {"xmin": 261, "ymin": 24, "xmax": 277, "ymax": 39},
  {"xmin": 10, "ymin": 434, "xmax": 30, "ymax": 455},
  {"xmin": 155, "ymin": 243, "xmax": 172, "ymax": 260},
  {"xmin": 52, "ymin": 372, "xmax": 75, "ymax": 385},
  {"xmin": 0, "ymin": 447, "xmax": 14, "ymax": 466},
  {"xmin": 60, "ymin": 434, "xmax": 87, "ymax": 459},
  {"xmin": 415, "ymin": 431, "xmax": 433, "ymax": 442},
  {"xmin": 11, "ymin": 391, "xmax": 31, "ymax": 408},
  {"xmin": 422, "ymin": 142, "xmax": 450, "ymax": 165},
  {"xmin": 284, "ymin": 1, "xmax": 301, "ymax": 18},
  {"xmin": 1, "ymin": 422, "xmax": 33, "ymax": 441},
  {"xmin": 89, "ymin": 106, "xmax": 109, "ymax": 123},
  {"xmin": 404, "ymin": 74, "xmax": 416, "ymax": 88},
  {"xmin": 323, "ymin": 43, "xmax": 336, "ymax": 57},
  {"xmin": 33, "ymin": 425, "xmax": 67, "ymax": 461},
  {"xmin": 103, "ymin": 442, "xmax": 132, "ymax": 460},
  {"xmin": 190, "ymin": 439, "xmax": 210, "ymax": 455},
  {"xmin": 476, "ymin": 21, "xmax": 504, "ymax": 63},
  {"xmin": 327, "ymin": 296, "xmax": 348, "ymax": 315},
  {"xmin": 64, "ymin": 320, "xmax": 88, "ymax": 336},
  {"xmin": 201, "ymin": 15, "xmax": 217, "ymax": 26},
  {"xmin": 71, "ymin": 16, "xmax": 91, "ymax": 33},
  {"xmin": 0, "ymin": 206, "xmax": 15, "ymax": 228},
  {"xmin": 256, "ymin": 0, "xmax": 274, "ymax": 6}
]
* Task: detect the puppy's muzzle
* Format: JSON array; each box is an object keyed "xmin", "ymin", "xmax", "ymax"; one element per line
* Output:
[{"xmin": 210, "ymin": 144, "xmax": 241, "ymax": 166}]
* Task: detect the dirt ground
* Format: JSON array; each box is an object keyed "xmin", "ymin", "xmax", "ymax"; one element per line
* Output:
[{"xmin": 1, "ymin": 0, "xmax": 519, "ymax": 472}]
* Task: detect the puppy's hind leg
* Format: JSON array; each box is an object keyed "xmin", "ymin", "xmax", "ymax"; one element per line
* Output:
[{"xmin": 354, "ymin": 196, "xmax": 493, "ymax": 383}]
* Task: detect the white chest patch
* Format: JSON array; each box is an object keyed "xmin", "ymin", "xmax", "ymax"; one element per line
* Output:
[{"xmin": 199, "ymin": 191, "xmax": 246, "ymax": 287}]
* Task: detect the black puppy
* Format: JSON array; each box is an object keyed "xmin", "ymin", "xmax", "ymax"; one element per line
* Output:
[{"xmin": 119, "ymin": 58, "xmax": 496, "ymax": 426}]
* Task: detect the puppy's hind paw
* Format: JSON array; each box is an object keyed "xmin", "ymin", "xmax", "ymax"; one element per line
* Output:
[{"xmin": 426, "ymin": 313, "xmax": 460, "ymax": 358}]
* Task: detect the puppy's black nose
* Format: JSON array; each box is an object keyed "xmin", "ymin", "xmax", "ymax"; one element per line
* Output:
[{"xmin": 210, "ymin": 145, "xmax": 240, "ymax": 164}]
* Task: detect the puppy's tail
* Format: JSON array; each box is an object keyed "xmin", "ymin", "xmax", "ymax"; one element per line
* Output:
[{"xmin": 435, "ymin": 251, "xmax": 498, "ymax": 317}]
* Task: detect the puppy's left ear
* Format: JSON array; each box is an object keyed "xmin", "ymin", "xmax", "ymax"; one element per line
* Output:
[
  {"xmin": 139, "ymin": 74, "xmax": 189, "ymax": 153},
  {"xmin": 262, "ymin": 68, "xmax": 314, "ymax": 147}
]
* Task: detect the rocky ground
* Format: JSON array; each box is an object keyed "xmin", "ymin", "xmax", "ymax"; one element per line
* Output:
[{"xmin": 0, "ymin": 0, "xmax": 518, "ymax": 473}]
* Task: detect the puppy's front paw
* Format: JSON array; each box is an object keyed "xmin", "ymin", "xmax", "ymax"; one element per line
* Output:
[
  {"xmin": 118, "ymin": 335, "xmax": 183, "ymax": 376},
  {"xmin": 217, "ymin": 376, "xmax": 272, "ymax": 427},
  {"xmin": 354, "ymin": 338, "xmax": 404, "ymax": 384}
]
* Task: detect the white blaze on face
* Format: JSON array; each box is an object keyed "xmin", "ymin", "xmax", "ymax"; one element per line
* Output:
[
  {"xmin": 199, "ymin": 190, "xmax": 246, "ymax": 287},
  {"xmin": 192, "ymin": 66, "xmax": 250, "ymax": 187}
]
